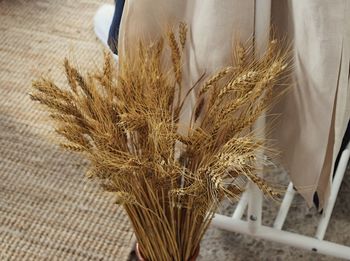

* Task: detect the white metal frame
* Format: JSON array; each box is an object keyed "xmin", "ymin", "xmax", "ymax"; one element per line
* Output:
[
  {"xmin": 211, "ymin": 142, "xmax": 350, "ymax": 259},
  {"xmin": 212, "ymin": 1, "xmax": 350, "ymax": 259}
]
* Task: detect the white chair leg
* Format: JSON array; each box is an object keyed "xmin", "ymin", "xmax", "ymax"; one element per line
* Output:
[
  {"xmin": 247, "ymin": 0, "xmax": 272, "ymax": 233},
  {"xmin": 273, "ymin": 182, "xmax": 295, "ymax": 230},
  {"xmin": 232, "ymin": 191, "xmax": 248, "ymax": 220}
]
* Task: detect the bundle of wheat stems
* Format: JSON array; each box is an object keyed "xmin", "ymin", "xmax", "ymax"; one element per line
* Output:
[{"xmin": 30, "ymin": 24, "xmax": 289, "ymax": 261}]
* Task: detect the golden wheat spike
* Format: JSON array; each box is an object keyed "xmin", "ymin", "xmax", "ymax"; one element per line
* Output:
[{"xmin": 31, "ymin": 23, "xmax": 290, "ymax": 261}]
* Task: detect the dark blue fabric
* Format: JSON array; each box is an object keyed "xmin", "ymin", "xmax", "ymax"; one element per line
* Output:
[
  {"xmin": 313, "ymin": 120, "xmax": 350, "ymax": 212},
  {"xmin": 108, "ymin": 0, "xmax": 125, "ymax": 54}
]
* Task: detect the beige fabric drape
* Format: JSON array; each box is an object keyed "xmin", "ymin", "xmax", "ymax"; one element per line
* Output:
[
  {"xmin": 118, "ymin": 0, "xmax": 350, "ymax": 208},
  {"xmin": 271, "ymin": 0, "xmax": 350, "ymax": 207}
]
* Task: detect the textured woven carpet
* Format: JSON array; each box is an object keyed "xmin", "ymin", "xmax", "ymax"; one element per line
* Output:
[{"xmin": 0, "ymin": 0, "xmax": 134, "ymax": 260}]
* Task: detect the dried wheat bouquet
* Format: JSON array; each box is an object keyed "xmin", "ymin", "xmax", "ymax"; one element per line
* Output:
[{"xmin": 30, "ymin": 24, "xmax": 289, "ymax": 261}]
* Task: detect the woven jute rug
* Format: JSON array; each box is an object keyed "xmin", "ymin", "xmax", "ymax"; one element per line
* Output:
[{"xmin": 0, "ymin": 0, "xmax": 134, "ymax": 260}]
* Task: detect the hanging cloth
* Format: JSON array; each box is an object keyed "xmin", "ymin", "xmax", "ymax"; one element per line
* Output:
[{"xmin": 271, "ymin": 0, "xmax": 350, "ymax": 208}]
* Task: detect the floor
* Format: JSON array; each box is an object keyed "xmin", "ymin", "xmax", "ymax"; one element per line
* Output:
[
  {"xmin": 0, "ymin": 0, "xmax": 133, "ymax": 260},
  {"xmin": 1, "ymin": 0, "xmax": 349, "ymax": 260}
]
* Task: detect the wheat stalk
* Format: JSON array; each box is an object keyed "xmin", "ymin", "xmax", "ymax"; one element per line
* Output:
[{"xmin": 30, "ymin": 25, "xmax": 290, "ymax": 261}]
